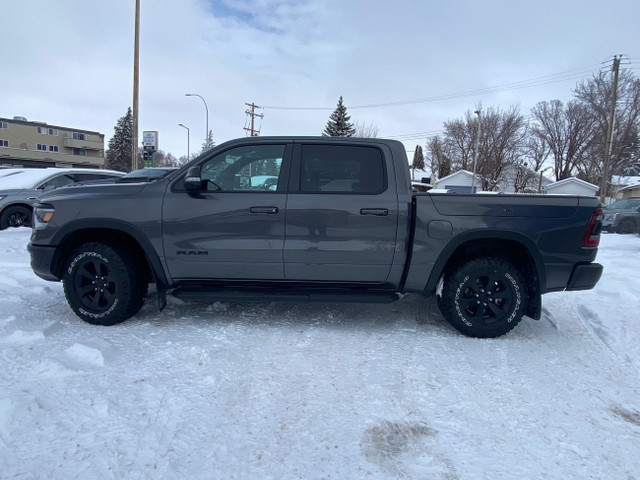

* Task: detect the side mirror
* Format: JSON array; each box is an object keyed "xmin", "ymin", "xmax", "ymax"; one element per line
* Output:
[{"xmin": 183, "ymin": 166, "xmax": 203, "ymax": 191}]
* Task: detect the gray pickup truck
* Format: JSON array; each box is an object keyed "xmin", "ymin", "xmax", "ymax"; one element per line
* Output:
[{"xmin": 29, "ymin": 137, "xmax": 604, "ymax": 337}]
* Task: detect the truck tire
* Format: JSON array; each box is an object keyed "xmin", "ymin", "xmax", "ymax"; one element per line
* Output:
[
  {"xmin": 62, "ymin": 242, "xmax": 147, "ymax": 326},
  {"xmin": 0, "ymin": 206, "xmax": 31, "ymax": 229},
  {"xmin": 438, "ymin": 257, "xmax": 528, "ymax": 338},
  {"xmin": 617, "ymin": 219, "xmax": 637, "ymax": 234}
]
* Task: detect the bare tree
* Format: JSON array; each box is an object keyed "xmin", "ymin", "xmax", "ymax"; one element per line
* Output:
[
  {"xmin": 426, "ymin": 136, "xmax": 451, "ymax": 179},
  {"xmin": 353, "ymin": 121, "xmax": 379, "ymax": 138},
  {"xmin": 440, "ymin": 106, "xmax": 527, "ymax": 190},
  {"xmin": 479, "ymin": 106, "xmax": 528, "ymax": 190},
  {"xmin": 530, "ymin": 99, "xmax": 596, "ymax": 181},
  {"xmin": 574, "ymin": 68, "xmax": 640, "ymax": 189},
  {"xmin": 523, "ymin": 135, "xmax": 551, "ymax": 174}
]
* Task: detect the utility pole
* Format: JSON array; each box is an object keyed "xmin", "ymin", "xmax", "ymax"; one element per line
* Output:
[
  {"xmin": 600, "ymin": 55, "xmax": 621, "ymax": 204},
  {"xmin": 471, "ymin": 109, "xmax": 481, "ymax": 192},
  {"xmin": 132, "ymin": 0, "xmax": 140, "ymax": 171},
  {"xmin": 244, "ymin": 102, "xmax": 264, "ymax": 136}
]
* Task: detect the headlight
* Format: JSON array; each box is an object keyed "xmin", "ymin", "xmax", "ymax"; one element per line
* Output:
[{"xmin": 33, "ymin": 205, "xmax": 55, "ymax": 230}]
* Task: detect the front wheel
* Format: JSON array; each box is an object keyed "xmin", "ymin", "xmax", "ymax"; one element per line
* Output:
[
  {"xmin": 437, "ymin": 257, "xmax": 528, "ymax": 338},
  {"xmin": 0, "ymin": 205, "xmax": 32, "ymax": 229},
  {"xmin": 62, "ymin": 242, "xmax": 147, "ymax": 325}
]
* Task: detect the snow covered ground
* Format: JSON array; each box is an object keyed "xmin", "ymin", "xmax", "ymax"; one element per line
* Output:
[{"xmin": 1, "ymin": 228, "xmax": 639, "ymax": 479}]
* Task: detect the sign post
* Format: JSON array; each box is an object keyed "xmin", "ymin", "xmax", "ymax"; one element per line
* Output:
[{"xmin": 142, "ymin": 131, "xmax": 158, "ymax": 168}]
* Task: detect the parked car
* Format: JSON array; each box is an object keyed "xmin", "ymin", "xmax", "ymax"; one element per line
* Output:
[
  {"xmin": 70, "ymin": 167, "xmax": 179, "ymax": 186},
  {"xmin": 601, "ymin": 198, "xmax": 640, "ymax": 233},
  {"xmin": 0, "ymin": 168, "xmax": 124, "ymax": 229}
]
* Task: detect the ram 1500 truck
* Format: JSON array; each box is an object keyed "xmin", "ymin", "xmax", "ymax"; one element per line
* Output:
[{"xmin": 28, "ymin": 137, "xmax": 604, "ymax": 338}]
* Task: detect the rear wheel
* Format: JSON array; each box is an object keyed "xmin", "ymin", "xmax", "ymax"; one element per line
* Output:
[
  {"xmin": 0, "ymin": 206, "xmax": 31, "ymax": 229},
  {"xmin": 438, "ymin": 257, "xmax": 528, "ymax": 338},
  {"xmin": 62, "ymin": 242, "xmax": 147, "ymax": 325},
  {"xmin": 617, "ymin": 219, "xmax": 637, "ymax": 234}
]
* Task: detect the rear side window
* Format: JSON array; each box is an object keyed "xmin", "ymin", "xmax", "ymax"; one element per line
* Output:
[{"xmin": 300, "ymin": 144, "xmax": 386, "ymax": 194}]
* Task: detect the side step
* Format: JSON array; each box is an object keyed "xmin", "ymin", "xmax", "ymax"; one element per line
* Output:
[{"xmin": 171, "ymin": 286, "xmax": 401, "ymax": 304}]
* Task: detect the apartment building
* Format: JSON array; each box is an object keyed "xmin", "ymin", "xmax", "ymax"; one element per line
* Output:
[{"xmin": 0, "ymin": 116, "xmax": 105, "ymax": 168}]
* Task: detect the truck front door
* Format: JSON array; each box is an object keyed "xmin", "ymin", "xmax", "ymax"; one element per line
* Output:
[{"xmin": 162, "ymin": 143, "xmax": 290, "ymax": 280}]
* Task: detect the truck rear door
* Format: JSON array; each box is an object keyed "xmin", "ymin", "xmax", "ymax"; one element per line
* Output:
[{"xmin": 283, "ymin": 143, "xmax": 399, "ymax": 282}]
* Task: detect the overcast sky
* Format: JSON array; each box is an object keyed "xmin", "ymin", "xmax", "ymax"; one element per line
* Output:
[{"xmin": 3, "ymin": 0, "xmax": 639, "ymax": 159}]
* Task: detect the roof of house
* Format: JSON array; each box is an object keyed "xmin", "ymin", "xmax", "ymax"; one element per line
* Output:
[
  {"xmin": 545, "ymin": 177, "xmax": 598, "ymax": 191},
  {"xmin": 436, "ymin": 169, "xmax": 475, "ymax": 184}
]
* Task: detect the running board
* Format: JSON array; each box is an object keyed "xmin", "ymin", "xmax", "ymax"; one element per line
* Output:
[{"xmin": 171, "ymin": 286, "xmax": 401, "ymax": 304}]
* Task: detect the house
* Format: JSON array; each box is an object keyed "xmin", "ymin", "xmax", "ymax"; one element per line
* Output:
[
  {"xmin": 434, "ymin": 167, "xmax": 553, "ymax": 193},
  {"xmin": 611, "ymin": 176, "xmax": 640, "ymax": 199},
  {"xmin": 543, "ymin": 177, "xmax": 598, "ymax": 196},
  {"xmin": 434, "ymin": 170, "xmax": 477, "ymax": 193}
]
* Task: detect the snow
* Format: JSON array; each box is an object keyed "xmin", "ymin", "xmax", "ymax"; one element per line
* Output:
[{"xmin": 1, "ymin": 228, "xmax": 639, "ymax": 479}]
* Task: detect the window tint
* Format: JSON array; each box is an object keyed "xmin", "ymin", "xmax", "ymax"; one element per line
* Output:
[
  {"xmin": 200, "ymin": 144, "xmax": 285, "ymax": 192},
  {"xmin": 38, "ymin": 174, "xmax": 75, "ymax": 190},
  {"xmin": 300, "ymin": 144, "xmax": 385, "ymax": 194}
]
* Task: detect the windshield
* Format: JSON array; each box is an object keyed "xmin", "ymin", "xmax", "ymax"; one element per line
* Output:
[{"xmin": 606, "ymin": 198, "xmax": 640, "ymax": 210}]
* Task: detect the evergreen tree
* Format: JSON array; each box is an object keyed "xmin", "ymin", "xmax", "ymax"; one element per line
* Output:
[
  {"xmin": 411, "ymin": 145, "xmax": 425, "ymax": 179},
  {"xmin": 323, "ymin": 96, "xmax": 356, "ymax": 137},
  {"xmin": 201, "ymin": 129, "xmax": 215, "ymax": 154},
  {"xmin": 105, "ymin": 107, "xmax": 133, "ymax": 172}
]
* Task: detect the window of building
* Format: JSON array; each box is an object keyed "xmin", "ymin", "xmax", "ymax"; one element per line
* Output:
[
  {"xmin": 37, "ymin": 144, "xmax": 47, "ymax": 151},
  {"xmin": 72, "ymin": 132, "xmax": 86, "ymax": 140},
  {"xmin": 48, "ymin": 128, "xmax": 58, "ymax": 136},
  {"xmin": 299, "ymin": 144, "xmax": 386, "ymax": 194},
  {"xmin": 0, "ymin": 140, "xmax": 8, "ymax": 147},
  {"xmin": 73, "ymin": 148, "xmax": 87, "ymax": 156},
  {"xmin": 37, "ymin": 127, "xmax": 47, "ymax": 134},
  {"xmin": 0, "ymin": 121, "xmax": 7, "ymax": 129},
  {"xmin": 49, "ymin": 145, "xmax": 59, "ymax": 153}
]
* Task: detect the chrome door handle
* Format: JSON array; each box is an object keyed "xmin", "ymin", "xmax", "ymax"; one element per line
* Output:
[
  {"xmin": 250, "ymin": 206, "xmax": 279, "ymax": 214},
  {"xmin": 360, "ymin": 208, "xmax": 388, "ymax": 216}
]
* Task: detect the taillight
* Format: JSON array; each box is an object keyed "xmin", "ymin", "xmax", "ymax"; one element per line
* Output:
[{"xmin": 584, "ymin": 209, "xmax": 603, "ymax": 247}]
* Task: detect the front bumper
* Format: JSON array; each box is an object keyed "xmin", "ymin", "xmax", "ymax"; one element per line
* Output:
[
  {"xmin": 566, "ymin": 262, "xmax": 603, "ymax": 291},
  {"xmin": 28, "ymin": 243, "xmax": 60, "ymax": 281}
]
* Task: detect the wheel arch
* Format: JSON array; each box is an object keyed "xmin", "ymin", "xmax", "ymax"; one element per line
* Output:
[
  {"xmin": 48, "ymin": 219, "xmax": 169, "ymax": 289},
  {"xmin": 425, "ymin": 230, "xmax": 545, "ymax": 319}
]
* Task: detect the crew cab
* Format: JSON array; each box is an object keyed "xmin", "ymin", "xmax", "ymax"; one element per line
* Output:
[{"xmin": 28, "ymin": 137, "xmax": 604, "ymax": 337}]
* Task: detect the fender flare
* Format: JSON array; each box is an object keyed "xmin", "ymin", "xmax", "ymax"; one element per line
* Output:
[
  {"xmin": 50, "ymin": 218, "xmax": 170, "ymax": 289},
  {"xmin": 424, "ymin": 229, "xmax": 546, "ymax": 294}
]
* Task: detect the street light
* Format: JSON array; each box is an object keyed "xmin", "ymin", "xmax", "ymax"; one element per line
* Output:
[
  {"xmin": 185, "ymin": 93, "xmax": 209, "ymax": 147},
  {"xmin": 178, "ymin": 123, "xmax": 190, "ymax": 160}
]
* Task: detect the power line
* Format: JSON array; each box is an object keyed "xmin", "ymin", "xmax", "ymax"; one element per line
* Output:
[{"xmin": 262, "ymin": 62, "xmax": 605, "ymax": 111}]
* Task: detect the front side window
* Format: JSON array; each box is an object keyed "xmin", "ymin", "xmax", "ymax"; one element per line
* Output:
[
  {"xmin": 73, "ymin": 148, "xmax": 87, "ymax": 156},
  {"xmin": 37, "ymin": 143, "xmax": 47, "ymax": 151},
  {"xmin": 0, "ymin": 121, "xmax": 7, "ymax": 129},
  {"xmin": 0, "ymin": 140, "xmax": 7, "ymax": 147},
  {"xmin": 37, "ymin": 126, "xmax": 47, "ymax": 134},
  {"xmin": 72, "ymin": 132, "xmax": 86, "ymax": 140},
  {"xmin": 49, "ymin": 145, "xmax": 59, "ymax": 152},
  {"xmin": 199, "ymin": 144, "xmax": 285, "ymax": 192},
  {"xmin": 300, "ymin": 144, "xmax": 386, "ymax": 194},
  {"xmin": 48, "ymin": 128, "xmax": 58, "ymax": 136},
  {"xmin": 38, "ymin": 174, "xmax": 75, "ymax": 190}
]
